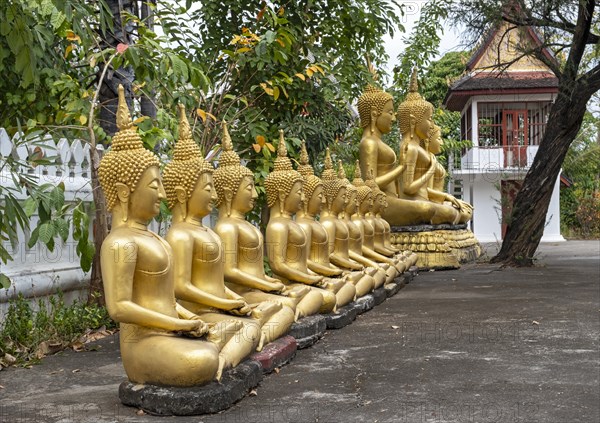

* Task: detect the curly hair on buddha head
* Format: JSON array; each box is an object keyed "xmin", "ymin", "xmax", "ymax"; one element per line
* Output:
[{"xmin": 98, "ymin": 85, "xmax": 160, "ymax": 211}]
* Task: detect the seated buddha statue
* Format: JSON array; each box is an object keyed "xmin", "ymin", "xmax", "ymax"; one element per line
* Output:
[
  {"xmin": 164, "ymin": 107, "xmax": 288, "ymax": 366},
  {"xmin": 364, "ymin": 169, "xmax": 408, "ymax": 272},
  {"xmin": 212, "ymin": 122, "xmax": 315, "ymax": 322},
  {"xmin": 316, "ymin": 148, "xmax": 375, "ymax": 298},
  {"xmin": 379, "ymin": 195, "xmax": 419, "ymax": 268},
  {"xmin": 425, "ymin": 124, "xmax": 473, "ymax": 224},
  {"xmin": 337, "ymin": 160, "xmax": 388, "ymax": 289},
  {"xmin": 265, "ymin": 131, "xmax": 337, "ymax": 314},
  {"xmin": 296, "ymin": 142, "xmax": 371, "ymax": 301},
  {"xmin": 99, "ymin": 86, "xmax": 220, "ymax": 386},
  {"xmin": 351, "ymin": 165, "xmax": 401, "ymax": 281},
  {"xmin": 358, "ymin": 70, "xmax": 458, "ymax": 225}
]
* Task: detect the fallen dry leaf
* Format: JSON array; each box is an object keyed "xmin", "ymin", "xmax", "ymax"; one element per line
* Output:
[
  {"xmin": 249, "ymin": 389, "xmax": 258, "ymax": 396},
  {"xmin": 3, "ymin": 353, "xmax": 16, "ymax": 365},
  {"xmin": 71, "ymin": 342, "xmax": 85, "ymax": 352},
  {"xmin": 72, "ymin": 369, "xmax": 80, "ymax": 373},
  {"xmin": 136, "ymin": 409, "xmax": 145, "ymax": 416},
  {"xmin": 532, "ymin": 320, "xmax": 540, "ymax": 325},
  {"xmin": 391, "ymin": 325, "xmax": 399, "ymax": 329}
]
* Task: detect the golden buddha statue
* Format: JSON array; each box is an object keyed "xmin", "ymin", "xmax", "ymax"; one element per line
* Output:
[
  {"xmin": 315, "ymin": 148, "xmax": 375, "ymax": 298},
  {"xmin": 164, "ymin": 107, "xmax": 289, "ymax": 375},
  {"xmin": 296, "ymin": 142, "xmax": 371, "ymax": 301},
  {"xmin": 425, "ymin": 124, "xmax": 473, "ymax": 224},
  {"xmin": 337, "ymin": 160, "xmax": 388, "ymax": 289},
  {"xmin": 351, "ymin": 164, "xmax": 401, "ymax": 280},
  {"xmin": 212, "ymin": 122, "xmax": 314, "ymax": 322},
  {"xmin": 265, "ymin": 131, "xmax": 337, "ymax": 314},
  {"xmin": 379, "ymin": 194, "xmax": 418, "ymax": 268},
  {"xmin": 364, "ymin": 169, "xmax": 408, "ymax": 272},
  {"xmin": 99, "ymin": 86, "xmax": 220, "ymax": 387},
  {"xmin": 358, "ymin": 70, "xmax": 458, "ymax": 225}
]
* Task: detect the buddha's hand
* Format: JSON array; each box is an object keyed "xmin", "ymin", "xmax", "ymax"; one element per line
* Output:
[
  {"xmin": 268, "ymin": 281, "xmax": 286, "ymax": 294},
  {"xmin": 229, "ymin": 301, "xmax": 253, "ymax": 316},
  {"xmin": 175, "ymin": 319, "xmax": 209, "ymax": 338},
  {"xmin": 446, "ymin": 195, "xmax": 462, "ymax": 211},
  {"xmin": 317, "ymin": 277, "xmax": 344, "ymax": 292},
  {"xmin": 284, "ymin": 285, "xmax": 310, "ymax": 298},
  {"xmin": 222, "ymin": 298, "xmax": 247, "ymax": 311}
]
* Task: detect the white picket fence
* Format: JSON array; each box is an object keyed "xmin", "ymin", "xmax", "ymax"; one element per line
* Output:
[{"xmin": 0, "ymin": 128, "xmax": 99, "ymax": 315}]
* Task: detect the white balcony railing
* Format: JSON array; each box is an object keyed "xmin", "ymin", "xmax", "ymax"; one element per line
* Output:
[{"xmin": 458, "ymin": 145, "xmax": 539, "ymax": 172}]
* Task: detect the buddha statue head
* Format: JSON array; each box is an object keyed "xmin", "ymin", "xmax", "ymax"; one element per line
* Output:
[
  {"xmin": 365, "ymin": 169, "xmax": 385, "ymax": 213},
  {"xmin": 338, "ymin": 160, "xmax": 358, "ymax": 216},
  {"xmin": 357, "ymin": 84, "xmax": 395, "ymax": 135},
  {"xmin": 321, "ymin": 148, "xmax": 347, "ymax": 214},
  {"xmin": 98, "ymin": 85, "xmax": 163, "ymax": 225},
  {"xmin": 213, "ymin": 122, "xmax": 257, "ymax": 216},
  {"xmin": 162, "ymin": 105, "xmax": 215, "ymax": 221},
  {"xmin": 352, "ymin": 163, "xmax": 373, "ymax": 214},
  {"xmin": 297, "ymin": 140, "xmax": 324, "ymax": 216},
  {"xmin": 397, "ymin": 68, "xmax": 434, "ymax": 140},
  {"xmin": 264, "ymin": 130, "xmax": 304, "ymax": 215},
  {"xmin": 426, "ymin": 123, "xmax": 443, "ymax": 155}
]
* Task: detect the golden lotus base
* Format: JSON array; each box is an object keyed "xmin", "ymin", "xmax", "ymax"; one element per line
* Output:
[{"xmin": 390, "ymin": 225, "xmax": 481, "ymax": 270}]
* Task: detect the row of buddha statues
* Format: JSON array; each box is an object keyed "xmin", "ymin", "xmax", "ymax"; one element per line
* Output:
[
  {"xmin": 98, "ymin": 68, "xmax": 475, "ymax": 388},
  {"xmin": 359, "ymin": 69, "xmax": 473, "ymax": 226},
  {"xmin": 98, "ymin": 85, "xmax": 419, "ymax": 387}
]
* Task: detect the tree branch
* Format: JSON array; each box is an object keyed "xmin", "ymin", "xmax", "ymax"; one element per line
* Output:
[{"xmin": 564, "ymin": 0, "xmax": 596, "ymax": 80}]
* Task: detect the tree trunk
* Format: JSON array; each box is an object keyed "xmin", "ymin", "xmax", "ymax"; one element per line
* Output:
[
  {"xmin": 139, "ymin": 0, "xmax": 157, "ymax": 121},
  {"xmin": 88, "ymin": 146, "xmax": 108, "ymax": 306},
  {"xmin": 88, "ymin": 0, "xmax": 135, "ymax": 304},
  {"xmin": 491, "ymin": 80, "xmax": 591, "ymax": 266},
  {"xmin": 97, "ymin": 0, "xmax": 136, "ymax": 139}
]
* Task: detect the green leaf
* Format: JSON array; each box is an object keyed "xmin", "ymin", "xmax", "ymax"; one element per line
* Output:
[
  {"xmin": 50, "ymin": 10, "xmax": 66, "ymax": 30},
  {"xmin": 28, "ymin": 226, "xmax": 39, "ymax": 248},
  {"xmin": 0, "ymin": 273, "xmax": 11, "ymax": 289},
  {"xmin": 50, "ymin": 186, "xmax": 64, "ymax": 210},
  {"xmin": 23, "ymin": 198, "xmax": 37, "ymax": 218},
  {"xmin": 54, "ymin": 218, "xmax": 69, "ymax": 242},
  {"xmin": 38, "ymin": 222, "xmax": 55, "ymax": 244},
  {"xmin": 170, "ymin": 54, "xmax": 189, "ymax": 81},
  {"xmin": 38, "ymin": 201, "xmax": 51, "ymax": 222}
]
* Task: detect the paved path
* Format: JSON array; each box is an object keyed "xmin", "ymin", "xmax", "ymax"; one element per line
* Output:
[{"xmin": 1, "ymin": 241, "xmax": 598, "ymax": 423}]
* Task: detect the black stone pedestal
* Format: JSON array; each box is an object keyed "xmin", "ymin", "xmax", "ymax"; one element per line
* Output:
[
  {"xmin": 324, "ymin": 303, "xmax": 358, "ymax": 330},
  {"xmin": 372, "ymin": 287, "xmax": 387, "ymax": 305},
  {"xmin": 288, "ymin": 315, "xmax": 327, "ymax": 349},
  {"xmin": 353, "ymin": 294, "xmax": 375, "ymax": 314},
  {"xmin": 119, "ymin": 360, "xmax": 263, "ymax": 416}
]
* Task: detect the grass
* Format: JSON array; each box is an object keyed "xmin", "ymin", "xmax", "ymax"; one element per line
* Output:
[{"xmin": 0, "ymin": 291, "xmax": 116, "ymax": 367}]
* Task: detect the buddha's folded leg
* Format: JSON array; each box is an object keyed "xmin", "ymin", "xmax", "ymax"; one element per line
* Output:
[
  {"xmin": 257, "ymin": 305, "xmax": 296, "ymax": 349},
  {"xmin": 383, "ymin": 196, "xmax": 436, "ymax": 226},
  {"xmin": 354, "ymin": 274, "xmax": 375, "ymax": 297},
  {"xmin": 287, "ymin": 283, "xmax": 324, "ymax": 318},
  {"xmin": 200, "ymin": 313, "xmax": 260, "ymax": 376},
  {"xmin": 335, "ymin": 282, "xmax": 356, "ymax": 308},
  {"xmin": 120, "ymin": 326, "xmax": 220, "ymax": 387}
]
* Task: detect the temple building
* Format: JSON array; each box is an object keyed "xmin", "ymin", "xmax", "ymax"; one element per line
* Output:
[{"xmin": 444, "ymin": 22, "xmax": 564, "ymax": 242}]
